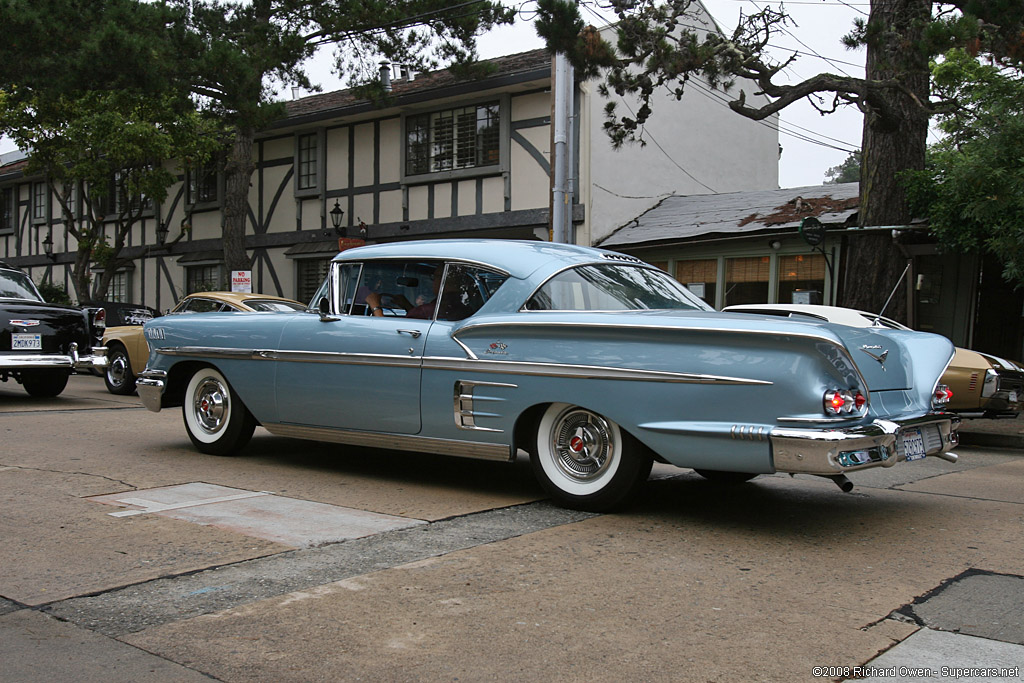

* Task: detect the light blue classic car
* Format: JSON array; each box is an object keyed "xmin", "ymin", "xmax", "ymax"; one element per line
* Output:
[{"xmin": 138, "ymin": 240, "xmax": 959, "ymax": 511}]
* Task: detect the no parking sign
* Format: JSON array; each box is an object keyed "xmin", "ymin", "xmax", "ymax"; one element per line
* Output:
[{"xmin": 231, "ymin": 270, "xmax": 252, "ymax": 293}]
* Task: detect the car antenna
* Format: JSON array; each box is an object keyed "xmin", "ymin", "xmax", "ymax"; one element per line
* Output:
[{"xmin": 878, "ymin": 263, "xmax": 911, "ymax": 319}]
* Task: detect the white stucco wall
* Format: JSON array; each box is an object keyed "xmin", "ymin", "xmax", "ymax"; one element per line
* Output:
[{"xmin": 578, "ymin": 24, "xmax": 779, "ymax": 245}]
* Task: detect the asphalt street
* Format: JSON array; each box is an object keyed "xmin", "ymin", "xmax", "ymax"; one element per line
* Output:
[{"xmin": 1, "ymin": 374, "xmax": 1022, "ymax": 682}]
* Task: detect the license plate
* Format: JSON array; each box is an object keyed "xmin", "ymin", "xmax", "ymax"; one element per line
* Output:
[
  {"xmin": 902, "ymin": 428, "xmax": 926, "ymax": 461},
  {"xmin": 12, "ymin": 333, "xmax": 41, "ymax": 350},
  {"xmin": 1010, "ymin": 391, "xmax": 1019, "ymax": 403}
]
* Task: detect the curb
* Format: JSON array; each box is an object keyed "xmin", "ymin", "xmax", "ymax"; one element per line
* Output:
[{"xmin": 957, "ymin": 431, "xmax": 1024, "ymax": 450}]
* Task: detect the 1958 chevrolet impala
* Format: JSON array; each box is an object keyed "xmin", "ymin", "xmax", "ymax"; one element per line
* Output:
[{"xmin": 137, "ymin": 240, "xmax": 959, "ymax": 511}]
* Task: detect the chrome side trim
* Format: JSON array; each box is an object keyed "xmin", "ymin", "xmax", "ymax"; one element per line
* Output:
[
  {"xmin": 158, "ymin": 347, "xmax": 421, "ymax": 368},
  {"xmin": 454, "ymin": 380, "xmax": 518, "ymax": 432},
  {"xmin": 423, "ymin": 356, "xmax": 772, "ymax": 386},
  {"xmin": 455, "ymin": 320, "xmax": 840, "ymax": 346},
  {"xmin": 451, "ymin": 336, "xmax": 479, "ymax": 360},
  {"xmin": 262, "ymin": 422, "xmax": 513, "ymax": 461},
  {"xmin": 154, "ymin": 345, "xmax": 770, "ymax": 385},
  {"xmin": 777, "ymin": 416, "xmax": 861, "ymax": 424}
]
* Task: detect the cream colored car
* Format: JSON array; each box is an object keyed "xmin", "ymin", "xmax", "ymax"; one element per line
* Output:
[{"xmin": 102, "ymin": 291, "xmax": 305, "ymax": 394}]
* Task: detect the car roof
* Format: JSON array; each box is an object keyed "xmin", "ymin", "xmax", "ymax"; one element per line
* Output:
[
  {"xmin": 182, "ymin": 291, "xmax": 303, "ymax": 308},
  {"xmin": 331, "ymin": 239, "xmax": 643, "ymax": 280}
]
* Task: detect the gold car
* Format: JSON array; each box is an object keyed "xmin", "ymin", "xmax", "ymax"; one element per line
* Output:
[
  {"xmin": 101, "ymin": 291, "xmax": 305, "ymax": 395},
  {"xmin": 942, "ymin": 348, "xmax": 1024, "ymax": 418}
]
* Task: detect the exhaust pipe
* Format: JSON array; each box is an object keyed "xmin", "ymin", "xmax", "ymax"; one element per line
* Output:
[
  {"xmin": 826, "ymin": 474, "xmax": 854, "ymax": 492},
  {"xmin": 933, "ymin": 451, "xmax": 958, "ymax": 464}
]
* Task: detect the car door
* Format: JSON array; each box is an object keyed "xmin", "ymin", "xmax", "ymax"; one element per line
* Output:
[{"xmin": 272, "ymin": 260, "xmax": 438, "ymax": 434}]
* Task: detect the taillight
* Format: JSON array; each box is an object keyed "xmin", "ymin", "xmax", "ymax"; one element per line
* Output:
[
  {"xmin": 93, "ymin": 307, "xmax": 106, "ymax": 329},
  {"xmin": 933, "ymin": 384, "xmax": 953, "ymax": 406},
  {"xmin": 824, "ymin": 388, "xmax": 868, "ymax": 416}
]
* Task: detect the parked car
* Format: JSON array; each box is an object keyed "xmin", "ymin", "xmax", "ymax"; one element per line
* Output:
[
  {"xmin": 137, "ymin": 240, "xmax": 959, "ymax": 512},
  {"xmin": 102, "ymin": 291, "xmax": 305, "ymax": 395},
  {"xmin": 723, "ymin": 304, "xmax": 1024, "ymax": 418},
  {"xmin": 93, "ymin": 301, "xmax": 160, "ymax": 327},
  {"xmin": 0, "ymin": 260, "xmax": 108, "ymax": 397}
]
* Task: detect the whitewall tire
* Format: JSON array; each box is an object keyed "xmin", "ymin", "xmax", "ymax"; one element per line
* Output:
[
  {"xmin": 182, "ymin": 367, "xmax": 256, "ymax": 456},
  {"xmin": 531, "ymin": 403, "xmax": 652, "ymax": 512}
]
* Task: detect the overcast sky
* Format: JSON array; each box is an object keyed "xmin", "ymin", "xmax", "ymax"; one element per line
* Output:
[{"xmin": 2, "ymin": 0, "xmax": 875, "ymax": 188}]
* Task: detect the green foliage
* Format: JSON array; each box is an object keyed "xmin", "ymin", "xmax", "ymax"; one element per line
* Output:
[
  {"xmin": 903, "ymin": 50, "xmax": 1024, "ymax": 286},
  {"xmin": 825, "ymin": 152, "xmax": 862, "ymax": 184},
  {"xmin": 35, "ymin": 280, "xmax": 73, "ymax": 305}
]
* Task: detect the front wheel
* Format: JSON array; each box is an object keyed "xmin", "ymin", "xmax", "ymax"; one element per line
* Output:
[
  {"xmin": 104, "ymin": 346, "xmax": 137, "ymax": 395},
  {"xmin": 182, "ymin": 367, "xmax": 256, "ymax": 456},
  {"xmin": 530, "ymin": 403, "xmax": 652, "ymax": 512}
]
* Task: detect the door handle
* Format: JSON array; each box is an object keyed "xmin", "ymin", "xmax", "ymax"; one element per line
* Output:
[{"xmin": 397, "ymin": 329, "xmax": 422, "ymax": 339}]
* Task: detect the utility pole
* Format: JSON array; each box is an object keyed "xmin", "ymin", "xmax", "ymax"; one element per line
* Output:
[{"xmin": 551, "ymin": 52, "xmax": 573, "ymax": 243}]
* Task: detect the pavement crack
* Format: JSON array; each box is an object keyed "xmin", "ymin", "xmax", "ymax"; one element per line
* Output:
[
  {"xmin": 42, "ymin": 501, "xmax": 595, "ymax": 638},
  {"xmin": 0, "ymin": 462, "xmax": 136, "ymax": 490}
]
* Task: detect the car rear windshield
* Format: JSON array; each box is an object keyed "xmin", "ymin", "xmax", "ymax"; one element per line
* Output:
[
  {"xmin": 525, "ymin": 264, "xmax": 712, "ymax": 312},
  {"xmin": 0, "ymin": 270, "xmax": 44, "ymax": 302},
  {"xmin": 246, "ymin": 300, "xmax": 306, "ymax": 312}
]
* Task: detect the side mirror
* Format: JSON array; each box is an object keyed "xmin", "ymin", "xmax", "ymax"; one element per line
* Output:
[{"xmin": 317, "ymin": 296, "xmax": 337, "ymax": 322}]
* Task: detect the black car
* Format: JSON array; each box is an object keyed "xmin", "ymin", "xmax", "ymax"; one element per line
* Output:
[{"xmin": 0, "ymin": 261, "xmax": 108, "ymax": 397}]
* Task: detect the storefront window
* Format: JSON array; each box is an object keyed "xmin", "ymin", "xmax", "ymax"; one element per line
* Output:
[
  {"xmin": 675, "ymin": 259, "xmax": 717, "ymax": 305},
  {"xmin": 725, "ymin": 256, "xmax": 770, "ymax": 306},
  {"xmin": 777, "ymin": 253, "xmax": 826, "ymax": 305}
]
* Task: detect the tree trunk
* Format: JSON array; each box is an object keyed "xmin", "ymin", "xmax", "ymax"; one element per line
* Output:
[
  {"xmin": 222, "ymin": 126, "xmax": 255, "ymax": 273},
  {"xmin": 839, "ymin": 0, "xmax": 931, "ymax": 323}
]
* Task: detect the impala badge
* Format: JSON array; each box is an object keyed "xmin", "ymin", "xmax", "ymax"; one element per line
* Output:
[
  {"xmin": 861, "ymin": 345, "xmax": 888, "ymax": 368},
  {"xmin": 9, "ymin": 320, "xmax": 41, "ymax": 327}
]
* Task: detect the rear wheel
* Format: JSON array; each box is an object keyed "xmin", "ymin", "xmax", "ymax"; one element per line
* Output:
[
  {"xmin": 22, "ymin": 369, "xmax": 70, "ymax": 397},
  {"xmin": 104, "ymin": 346, "xmax": 136, "ymax": 395},
  {"xmin": 530, "ymin": 403, "xmax": 652, "ymax": 512},
  {"xmin": 182, "ymin": 367, "xmax": 256, "ymax": 456}
]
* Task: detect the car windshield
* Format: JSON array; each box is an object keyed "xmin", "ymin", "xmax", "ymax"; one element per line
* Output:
[
  {"xmin": 245, "ymin": 299, "xmax": 306, "ymax": 312},
  {"xmin": 0, "ymin": 270, "xmax": 44, "ymax": 302},
  {"xmin": 526, "ymin": 264, "xmax": 712, "ymax": 312}
]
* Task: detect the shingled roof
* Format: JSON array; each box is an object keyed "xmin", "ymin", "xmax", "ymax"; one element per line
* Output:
[
  {"xmin": 280, "ymin": 49, "xmax": 552, "ymax": 126},
  {"xmin": 600, "ymin": 182, "xmax": 861, "ymax": 248}
]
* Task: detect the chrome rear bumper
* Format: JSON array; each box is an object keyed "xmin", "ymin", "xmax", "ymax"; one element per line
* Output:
[
  {"xmin": 771, "ymin": 413, "xmax": 959, "ymax": 475},
  {"xmin": 0, "ymin": 344, "xmax": 108, "ymax": 371}
]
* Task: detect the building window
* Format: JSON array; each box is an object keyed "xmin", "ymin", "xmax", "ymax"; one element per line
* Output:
[
  {"xmin": 296, "ymin": 257, "xmax": 330, "ymax": 306},
  {"xmin": 296, "ymin": 133, "xmax": 319, "ymax": 191},
  {"xmin": 0, "ymin": 187, "xmax": 13, "ymax": 233},
  {"xmin": 108, "ymin": 271, "xmax": 129, "ymax": 303},
  {"xmin": 186, "ymin": 264, "xmax": 224, "ymax": 294},
  {"xmin": 675, "ymin": 259, "xmax": 718, "ymax": 305},
  {"xmin": 405, "ymin": 102, "xmax": 500, "ymax": 176},
  {"xmin": 32, "ymin": 182, "xmax": 47, "ymax": 221},
  {"xmin": 114, "ymin": 169, "xmax": 153, "ymax": 215},
  {"xmin": 724, "ymin": 256, "xmax": 770, "ymax": 307},
  {"xmin": 187, "ymin": 164, "xmax": 219, "ymax": 205},
  {"xmin": 778, "ymin": 253, "xmax": 826, "ymax": 305}
]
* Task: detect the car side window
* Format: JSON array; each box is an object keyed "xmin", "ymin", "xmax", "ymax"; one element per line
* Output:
[
  {"xmin": 351, "ymin": 260, "xmax": 442, "ymax": 318},
  {"xmin": 436, "ymin": 264, "xmax": 507, "ymax": 321}
]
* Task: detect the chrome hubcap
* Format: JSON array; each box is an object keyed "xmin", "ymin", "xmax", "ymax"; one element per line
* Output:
[
  {"xmin": 193, "ymin": 378, "xmax": 228, "ymax": 434},
  {"xmin": 108, "ymin": 355, "xmax": 128, "ymax": 385},
  {"xmin": 551, "ymin": 409, "xmax": 614, "ymax": 481}
]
